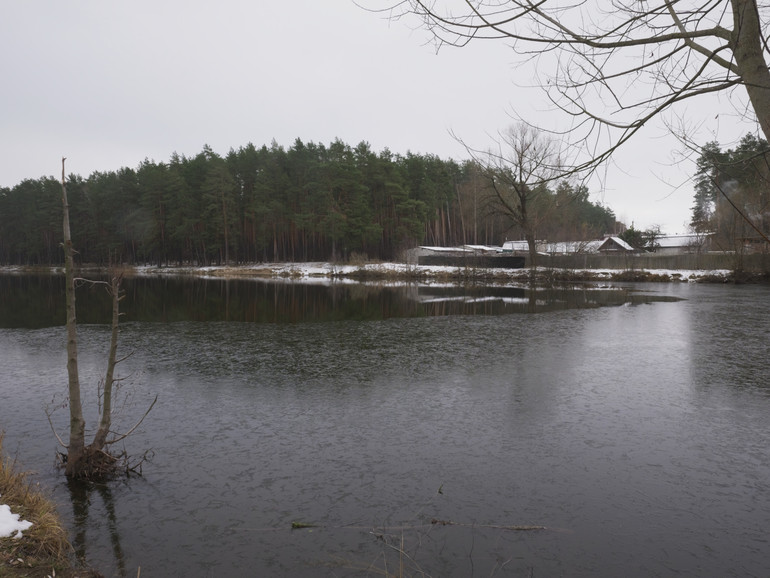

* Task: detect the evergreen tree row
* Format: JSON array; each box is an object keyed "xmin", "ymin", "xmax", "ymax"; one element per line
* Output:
[
  {"xmin": 690, "ymin": 133, "xmax": 770, "ymax": 250},
  {"xmin": 0, "ymin": 138, "xmax": 617, "ymax": 266}
]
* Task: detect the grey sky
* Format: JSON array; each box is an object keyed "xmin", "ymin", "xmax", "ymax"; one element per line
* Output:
[{"xmin": 0, "ymin": 1, "xmax": 757, "ymax": 234}]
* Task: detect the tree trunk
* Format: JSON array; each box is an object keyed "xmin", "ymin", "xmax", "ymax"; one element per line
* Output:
[
  {"xmin": 61, "ymin": 158, "xmax": 86, "ymax": 477},
  {"xmin": 525, "ymin": 230, "xmax": 538, "ymax": 269},
  {"xmin": 221, "ymin": 190, "xmax": 229, "ymax": 265},
  {"xmin": 519, "ymin": 194, "xmax": 538, "ymax": 269},
  {"xmin": 731, "ymin": 0, "xmax": 770, "ymax": 143},
  {"xmin": 92, "ymin": 274, "xmax": 122, "ymax": 450},
  {"xmin": 60, "ymin": 160, "xmax": 132, "ymax": 478}
]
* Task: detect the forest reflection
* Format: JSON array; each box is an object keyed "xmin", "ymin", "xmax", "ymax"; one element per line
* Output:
[{"xmin": 0, "ymin": 274, "xmax": 682, "ymax": 328}]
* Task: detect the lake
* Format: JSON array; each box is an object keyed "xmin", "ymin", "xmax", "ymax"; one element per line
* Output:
[{"xmin": 1, "ymin": 274, "xmax": 769, "ymax": 577}]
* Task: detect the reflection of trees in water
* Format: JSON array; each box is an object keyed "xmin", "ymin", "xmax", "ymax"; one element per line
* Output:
[
  {"xmin": 415, "ymin": 285, "xmax": 680, "ymax": 315},
  {"xmin": 67, "ymin": 479, "xmax": 127, "ymax": 577},
  {"xmin": 0, "ymin": 275, "xmax": 684, "ymax": 328}
]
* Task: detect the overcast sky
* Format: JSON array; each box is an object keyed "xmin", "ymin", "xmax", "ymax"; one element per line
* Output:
[{"xmin": 0, "ymin": 1, "xmax": 758, "ymax": 234}]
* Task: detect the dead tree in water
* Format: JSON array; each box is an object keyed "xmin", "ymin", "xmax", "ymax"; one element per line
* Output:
[{"xmin": 59, "ymin": 157, "xmax": 155, "ymax": 479}]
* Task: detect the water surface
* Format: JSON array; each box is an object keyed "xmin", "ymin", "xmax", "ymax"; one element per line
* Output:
[{"xmin": 1, "ymin": 277, "xmax": 768, "ymax": 577}]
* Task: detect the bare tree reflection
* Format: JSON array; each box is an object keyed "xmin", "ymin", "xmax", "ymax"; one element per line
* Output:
[{"xmin": 66, "ymin": 478, "xmax": 127, "ymax": 577}]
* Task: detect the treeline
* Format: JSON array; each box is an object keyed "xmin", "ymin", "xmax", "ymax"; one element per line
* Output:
[
  {"xmin": 691, "ymin": 133, "xmax": 770, "ymax": 250},
  {"xmin": 0, "ymin": 138, "xmax": 617, "ymax": 266}
]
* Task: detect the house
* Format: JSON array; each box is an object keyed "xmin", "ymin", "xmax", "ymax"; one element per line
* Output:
[
  {"xmin": 502, "ymin": 237, "xmax": 634, "ymax": 255},
  {"xmin": 596, "ymin": 236, "xmax": 635, "ymax": 253},
  {"xmin": 738, "ymin": 235, "xmax": 769, "ymax": 253},
  {"xmin": 499, "ymin": 240, "xmax": 532, "ymax": 253}
]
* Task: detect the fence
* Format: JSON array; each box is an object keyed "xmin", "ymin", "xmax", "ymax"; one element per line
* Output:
[{"xmin": 418, "ymin": 254, "xmax": 526, "ymax": 269}]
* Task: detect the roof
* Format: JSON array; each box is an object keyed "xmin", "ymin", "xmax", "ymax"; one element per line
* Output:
[
  {"xmin": 419, "ymin": 245, "xmax": 500, "ymax": 254},
  {"xmin": 598, "ymin": 237, "xmax": 635, "ymax": 251},
  {"xmin": 501, "ymin": 240, "xmax": 531, "ymax": 252},
  {"xmin": 462, "ymin": 244, "xmax": 503, "ymax": 253},
  {"xmin": 656, "ymin": 234, "xmax": 711, "ymax": 248},
  {"xmin": 419, "ymin": 246, "xmax": 473, "ymax": 253}
]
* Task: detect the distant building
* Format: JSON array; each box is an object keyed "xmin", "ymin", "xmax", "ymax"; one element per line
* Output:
[
  {"xmin": 738, "ymin": 236, "xmax": 770, "ymax": 253},
  {"xmin": 417, "ymin": 245, "xmax": 500, "ymax": 256},
  {"xmin": 596, "ymin": 236, "xmax": 635, "ymax": 253},
  {"xmin": 538, "ymin": 240, "xmax": 603, "ymax": 255},
  {"xmin": 418, "ymin": 233, "xmax": 716, "ymax": 261},
  {"xmin": 499, "ymin": 240, "xmax": 532, "ymax": 253},
  {"xmin": 655, "ymin": 233, "xmax": 712, "ymax": 255},
  {"xmin": 523, "ymin": 236, "xmax": 634, "ymax": 255}
]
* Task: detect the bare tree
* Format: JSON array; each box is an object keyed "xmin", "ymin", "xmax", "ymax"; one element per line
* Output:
[
  {"xmin": 59, "ymin": 158, "xmax": 155, "ymax": 479},
  {"xmin": 373, "ymin": 0, "xmax": 770, "ymax": 168},
  {"xmin": 61, "ymin": 157, "xmax": 86, "ymax": 477},
  {"xmin": 478, "ymin": 124, "xmax": 563, "ymax": 266}
]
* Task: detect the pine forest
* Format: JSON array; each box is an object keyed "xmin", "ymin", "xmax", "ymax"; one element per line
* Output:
[{"xmin": 0, "ymin": 138, "xmax": 618, "ymax": 266}]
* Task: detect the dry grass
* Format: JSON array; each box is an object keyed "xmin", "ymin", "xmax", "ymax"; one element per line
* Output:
[
  {"xmin": 0, "ymin": 434, "xmax": 101, "ymax": 577},
  {"xmin": 347, "ymin": 252, "xmax": 371, "ymax": 267}
]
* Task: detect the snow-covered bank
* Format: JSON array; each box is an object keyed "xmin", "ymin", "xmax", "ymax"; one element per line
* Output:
[
  {"xmin": 125, "ymin": 262, "xmax": 738, "ymax": 284},
  {"xmin": 0, "ymin": 262, "xmax": 749, "ymax": 284}
]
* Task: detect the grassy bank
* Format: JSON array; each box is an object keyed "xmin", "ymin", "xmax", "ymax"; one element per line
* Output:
[{"xmin": 0, "ymin": 434, "xmax": 99, "ymax": 578}]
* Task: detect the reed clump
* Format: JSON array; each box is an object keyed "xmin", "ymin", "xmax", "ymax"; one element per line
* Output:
[{"xmin": 0, "ymin": 433, "xmax": 100, "ymax": 577}]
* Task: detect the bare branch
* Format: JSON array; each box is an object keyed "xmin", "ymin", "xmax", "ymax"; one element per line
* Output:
[
  {"xmin": 370, "ymin": 0, "xmax": 770, "ymax": 174},
  {"xmin": 104, "ymin": 395, "xmax": 158, "ymax": 446},
  {"xmin": 44, "ymin": 407, "xmax": 68, "ymax": 449}
]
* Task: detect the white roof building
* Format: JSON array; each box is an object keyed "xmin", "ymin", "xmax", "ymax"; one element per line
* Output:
[{"xmin": 655, "ymin": 233, "xmax": 712, "ymax": 254}]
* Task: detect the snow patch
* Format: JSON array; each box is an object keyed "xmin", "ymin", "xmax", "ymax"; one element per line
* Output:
[{"xmin": 0, "ymin": 496, "xmax": 33, "ymax": 539}]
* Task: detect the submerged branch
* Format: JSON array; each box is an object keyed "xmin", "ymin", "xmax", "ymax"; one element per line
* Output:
[{"xmin": 243, "ymin": 519, "xmax": 555, "ymax": 533}]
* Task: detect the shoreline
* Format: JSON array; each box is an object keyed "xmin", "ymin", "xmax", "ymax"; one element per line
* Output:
[
  {"xmin": 1, "ymin": 434, "xmax": 101, "ymax": 577},
  {"xmin": 0, "ymin": 262, "xmax": 761, "ymax": 284}
]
